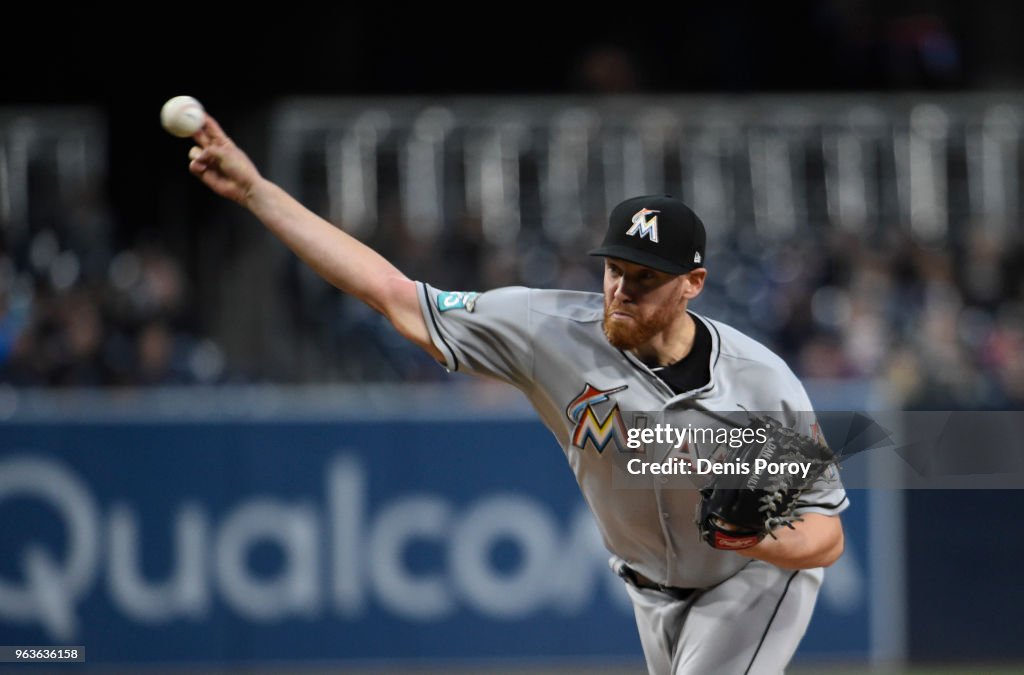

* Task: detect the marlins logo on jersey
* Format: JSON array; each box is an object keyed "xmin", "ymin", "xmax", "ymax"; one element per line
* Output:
[
  {"xmin": 566, "ymin": 383, "xmax": 629, "ymax": 453},
  {"xmin": 625, "ymin": 207, "xmax": 660, "ymax": 242}
]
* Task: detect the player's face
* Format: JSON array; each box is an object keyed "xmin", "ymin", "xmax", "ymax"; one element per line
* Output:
[{"xmin": 602, "ymin": 258, "xmax": 693, "ymax": 350}]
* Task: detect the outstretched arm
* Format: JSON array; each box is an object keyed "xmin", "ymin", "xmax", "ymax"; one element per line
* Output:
[{"xmin": 186, "ymin": 114, "xmax": 443, "ymax": 363}]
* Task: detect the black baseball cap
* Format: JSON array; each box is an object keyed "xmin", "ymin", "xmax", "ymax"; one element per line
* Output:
[{"xmin": 589, "ymin": 195, "xmax": 707, "ymax": 274}]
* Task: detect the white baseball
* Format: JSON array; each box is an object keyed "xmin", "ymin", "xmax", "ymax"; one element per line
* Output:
[{"xmin": 160, "ymin": 96, "xmax": 206, "ymax": 138}]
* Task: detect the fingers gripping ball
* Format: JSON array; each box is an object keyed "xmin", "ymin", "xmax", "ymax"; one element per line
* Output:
[
  {"xmin": 696, "ymin": 416, "xmax": 836, "ymax": 550},
  {"xmin": 160, "ymin": 96, "xmax": 206, "ymax": 137}
]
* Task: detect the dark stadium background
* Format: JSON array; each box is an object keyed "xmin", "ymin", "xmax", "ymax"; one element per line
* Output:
[{"xmin": 6, "ymin": 1, "xmax": 1021, "ymax": 252}]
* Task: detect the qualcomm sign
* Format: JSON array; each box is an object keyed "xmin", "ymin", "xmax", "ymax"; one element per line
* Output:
[{"xmin": 0, "ymin": 455, "xmax": 629, "ymax": 641}]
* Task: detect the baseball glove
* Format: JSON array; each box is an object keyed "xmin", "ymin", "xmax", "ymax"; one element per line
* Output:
[{"xmin": 697, "ymin": 416, "xmax": 835, "ymax": 551}]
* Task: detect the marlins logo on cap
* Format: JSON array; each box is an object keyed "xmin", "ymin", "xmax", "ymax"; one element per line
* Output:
[{"xmin": 626, "ymin": 208, "xmax": 660, "ymax": 243}]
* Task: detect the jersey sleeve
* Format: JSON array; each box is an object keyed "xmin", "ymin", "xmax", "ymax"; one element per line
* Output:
[
  {"xmin": 416, "ymin": 282, "xmax": 535, "ymax": 389},
  {"xmin": 794, "ymin": 461, "xmax": 849, "ymax": 517}
]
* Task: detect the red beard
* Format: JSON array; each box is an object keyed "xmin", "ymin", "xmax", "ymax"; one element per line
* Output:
[{"xmin": 602, "ymin": 301, "xmax": 677, "ymax": 350}]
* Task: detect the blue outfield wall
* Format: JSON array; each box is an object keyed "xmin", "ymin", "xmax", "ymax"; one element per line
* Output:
[{"xmin": 0, "ymin": 409, "xmax": 871, "ymax": 667}]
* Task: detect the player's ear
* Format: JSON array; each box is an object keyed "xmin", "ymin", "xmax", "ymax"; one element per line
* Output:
[{"xmin": 681, "ymin": 268, "xmax": 706, "ymax": 299}]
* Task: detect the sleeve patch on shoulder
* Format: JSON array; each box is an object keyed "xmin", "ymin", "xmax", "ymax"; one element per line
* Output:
[{"xmin": 436, "ymin": 291, "xmax": 479, "ymax": 313}]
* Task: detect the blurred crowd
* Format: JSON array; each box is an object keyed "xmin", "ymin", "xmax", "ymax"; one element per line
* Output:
[
  {"xmin": 0, "ymin": 234, "xmax": 224, "ymax": 387},
  {"xmin": 3, "ymin": 213, "xmax": 1024, "ymax": 411},
  {"xmin": 692, "ymin": 228, "xmax": 1024, "ymax": 410}
]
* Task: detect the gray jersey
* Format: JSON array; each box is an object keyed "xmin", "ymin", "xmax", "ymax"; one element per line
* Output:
[{"xmin": 417, "ymin": 283, "xmax": 848, "ymax": 590}]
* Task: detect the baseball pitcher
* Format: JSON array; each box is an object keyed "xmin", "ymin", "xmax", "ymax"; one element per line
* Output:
[{"xmin": 183, "ymin": 113, "xmax": 848, "ymax": 675}]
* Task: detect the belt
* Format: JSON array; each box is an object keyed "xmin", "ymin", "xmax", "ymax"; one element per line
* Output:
[{"xmin": 617, "ymin": 564, "xmax": 697, "ymax": 602}]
